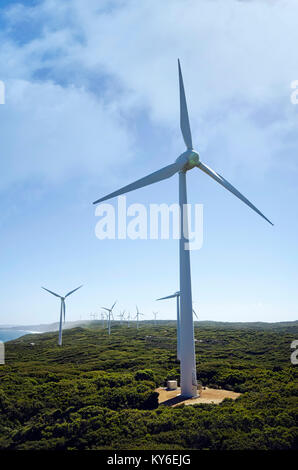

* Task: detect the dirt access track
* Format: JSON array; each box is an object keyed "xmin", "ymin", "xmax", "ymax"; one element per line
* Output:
[{"xmin": 156, "ymin": 387, "xmax": 241, "ymax": 407}]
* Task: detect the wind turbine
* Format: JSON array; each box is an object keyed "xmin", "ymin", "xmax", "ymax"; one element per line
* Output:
[
  {"xmin": 153, "ymin": 311, "xmax": 158, "ymax": 326},
  {"xmin": 41, "ymin": 285, "xmax": 83, "ymax": 346},
  {"xmin": 157, "ymin": 291, "xmax": 181, "ymax": 360},
  {"xmin": 93, "ymin": 60, "xmax": 273, "ymax": 397},
  {"xmin": 102, "ymin": 301, "xmax": 117, "ymax": 335},
  {"xmin": 192, "ymin": 308, "xmax": 198, "ymax": 320},
  {"xmin": 157, "ymin": 290, "xmax": 199, "ymax": 361},
  {"xmin": 135, "ymin": 306, "xmax": 144, "ymax": 329},
  {"xmin": 127, "ymin": 312, "xmax": 131, "ymax": 328},
  {"xmin": 119, "ymin": 310, "xmax": 126, "ymax": 325}
]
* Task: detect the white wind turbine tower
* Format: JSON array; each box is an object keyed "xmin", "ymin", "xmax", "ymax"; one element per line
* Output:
[
  {"xmin": 127, "ymin": 312, "xmax": 131, "ymax": 328},
  {"xmin": 93, "ymin": 60, "xmax": 273, "ymax": 397},
  {"xmin": 42, "ymin": 285, "xmax": 83, "ymax": 346},
  {"xmin": 102, "ymin": 301, "xmax": 117, "ymax": 335},
  {"xmin": 153, "ymin": 311, "xmax": 158, "ymax": 326},
  {"xmin": 135, "ymin": 306, "xmax": 144, "ymax": 329}
]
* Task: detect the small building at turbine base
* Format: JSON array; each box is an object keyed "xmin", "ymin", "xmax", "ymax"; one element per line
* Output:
[{"xmin": 167, "ymin": 380, "xmax": 178, "ymax": 390}]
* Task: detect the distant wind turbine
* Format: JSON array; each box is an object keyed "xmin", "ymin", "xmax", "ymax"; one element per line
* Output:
[
  {"xmin": 157, "ymin": 291, "xmax": 198, "ymax": 361},
  {"xmin": 119, "ymin": 310, "xmax": 126, "ymax": 325},
  {"xmin": 41, "ymin": 285, "xmax": 83, "ymax": 346},
  {"xmin": 127, "ymin": 312, "xmax": 131, "ymax": 328},
  {"xmin": 102, "ymin": 301, "xmax": 117, "ymax": 335},
  {"xmin": 93, "ymin": 60, "xmax": 273, "ymax": 397},
  {"xmin": 153, "ymin": 311, "xmax": 158, "ymax": 326},
  {"xmin": 157, "ymin": 291, "xmax": 181, "ymax": 360},
  {"xmin": 192, "ymin": 308, "xmax": 198, "ymax": 320},
  {"xmin": 135, "ymin": 306, "xmax": 144, "ymax": 329},
  {"xmin": 101, "ymin": 312, "xmax": 105, "ymax": 328}
]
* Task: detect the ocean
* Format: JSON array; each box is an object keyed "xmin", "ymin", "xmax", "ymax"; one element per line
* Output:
[{"xmin": 0, "ymin": 329, "xmax": 38, "ymax": 343}]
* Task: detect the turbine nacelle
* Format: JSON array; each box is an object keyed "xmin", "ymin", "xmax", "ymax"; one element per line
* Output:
[{"xmin": 176, "ymin": 150, "xmax": 200, "ymax": 172}]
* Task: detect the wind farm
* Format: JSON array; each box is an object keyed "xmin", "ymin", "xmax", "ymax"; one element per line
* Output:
[
  {"xmin": 1, "ymin": 58, "xmax": 289, "ymax": 453},
  {"xmin": 2, "ymin": 0, "xmax": 298, "ymax": 453},
  {"xmin": 34, "ymin": 60, "xmax": 275, "ymax": 406}
]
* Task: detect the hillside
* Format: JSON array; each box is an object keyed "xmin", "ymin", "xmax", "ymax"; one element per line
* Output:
[
  {"xmin": 0, "ymin": 322, "xmax": 297, "ymax": 450},
  {"xmin": 2, "ymin": 319, "xmax": 297, "ymax": 333}
]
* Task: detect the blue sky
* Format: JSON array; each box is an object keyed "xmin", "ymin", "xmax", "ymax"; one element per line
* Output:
[{"xmin": 0, "ymin": 0, "xmax": 298, "ymax": 325}]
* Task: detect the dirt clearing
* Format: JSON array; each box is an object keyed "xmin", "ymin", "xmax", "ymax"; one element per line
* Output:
[{"xmin": 156, "ymin": 387, "xmax": 241, "ymax": 407}]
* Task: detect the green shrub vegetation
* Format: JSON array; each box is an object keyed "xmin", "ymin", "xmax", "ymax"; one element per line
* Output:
[{"xmin": 0, "ymin": 321, "xmax": 297, "ymax": 450}]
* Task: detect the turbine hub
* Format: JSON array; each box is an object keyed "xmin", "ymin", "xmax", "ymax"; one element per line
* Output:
[
  {"xmin": 176, "ymin": 150, "xmax": 200, "ymax": 172},
  {"xmin": 187, "ymin": 150, "xmax": 199, "ymax": 168}
]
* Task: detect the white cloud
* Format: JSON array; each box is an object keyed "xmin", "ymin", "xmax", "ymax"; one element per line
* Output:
[
  {"xmin": 0, "ymin": 78, "xmax": 134, "ymax": 188},
  {"xmin": 1, "ymin": 0, "xmax": 298, "ymax": 190}
]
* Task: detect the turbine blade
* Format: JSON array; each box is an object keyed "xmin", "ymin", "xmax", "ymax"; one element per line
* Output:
[
  {"xmin": 178, "ymin": 59, "xmax": 193, "ymax": 150},
  {"xmin": 111, "ymin": 300, "xmax": 117, "ymax": 311},
  {"xmin": 156, "ymin": 293, "xmax": 178, "ymax": 301},
  {"xmin": 65, "ymin": 285, "xmax": 83, "ymax": 298},
  {"xmin": 197, "ymin": 161, "xmax": 273, "ymax": 226},
  {"xmin": 93, "ymin": 161, "xmax": 183, "ymax": 204},
  {"xmin": 192, "ymin": 308, "xmax": 198, "ymax": 319},
  {"xmin": 102, "ymin": 307, "xmax": 110, "ymax": 312},
  {"xmin": 41, "ymin": 287, "xmax": 61, "ymax": 298}
]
